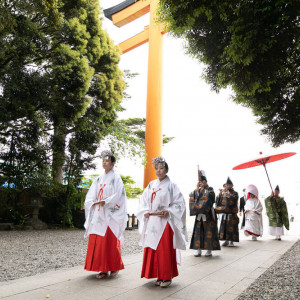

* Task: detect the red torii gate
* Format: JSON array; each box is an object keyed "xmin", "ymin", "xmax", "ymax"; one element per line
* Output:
[{"xmin": 104, "ymin": 0, "xmax": 166, "ymax": 188}]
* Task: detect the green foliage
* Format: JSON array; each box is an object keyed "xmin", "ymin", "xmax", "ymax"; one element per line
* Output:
[
  {"xmin": 8, "ymin": 203, "xmax": 30, "ymax": 226},
  {"xmin": 0, "ymin": 0, "xmax": 63, "ymax": 78},
  {"xmin": 106, "ymin": 118, "xmax": 146, "ymax": 161},
  {"xmin": 80, "ymin": 174, "xmax": 100, "ymax": 188},
  {"xmin": 0, "ymin": 107, "xmax": 51, "ymax": 187},
  {"xmin": 107, "ymin": 117, "xmax": 174, "ymax": 160},
  {"xmin": 0, "ymin": 187, "xmax": 29, "ymax": 225},
  {"xmin": 120, "ymin": 175, "xmax": 143, "ymax": 199},
  {"xmin": 158, "ymin": 0, "xmax": 300, "ymax": 146},
  {"xmin": 38, "ymin": 183, "xmax": 84, "ymax": 227},
  {"xmin": 163, "ymin": 136, "xmax": 175, "ymax": 144},
  {"xmin": 0, "ymin": 184, "xmax": 84, "ymax": 228},
  {"xmin": 0, "ymin": 0, "xmax": 128, "ymax": 185},
  {"xmin": 0, "ymin": 1, "xmax": 175, "ymax": 190}
]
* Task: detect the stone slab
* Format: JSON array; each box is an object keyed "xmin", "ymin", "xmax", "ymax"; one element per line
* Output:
[
  {"xmin": 217, "ymin": 293, "xmax": 238, "ymax": 300},
  {"xmin": 170, "ymin": 280, "xmax": 234, "ymax": 300},
  {"xmin": 1, "ymin": 223, "xmax": 299, "ymax": 300}
]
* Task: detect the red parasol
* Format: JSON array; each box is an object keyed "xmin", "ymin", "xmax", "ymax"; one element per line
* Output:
[{"xmin": 233, "ymin": 152, "xmax": 296, "ymax": 191}]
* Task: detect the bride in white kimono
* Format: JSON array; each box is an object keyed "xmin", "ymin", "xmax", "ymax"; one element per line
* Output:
[
  {"xmin": 84, "ymin": 151, "xmax": 128, "ymax": 279},
  {"xmin": 244, "ymin": 184, "xmax": 263, "ymax": 241},
  {"xmin": 137, "ymin": 157, "xmax": 188, "ymax": 288}
]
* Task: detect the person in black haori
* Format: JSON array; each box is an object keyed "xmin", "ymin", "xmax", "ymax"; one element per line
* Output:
[
  {"xmin": 215, "ymin": 177, "xmax": 239, "ymax": 247},
  {"xmin": 239, "ymin": 188, "xmax": 246, "ymax": 229},
  {"xmin": 189, "ymin": 170, "xmax": 220, "ymax": 257}
]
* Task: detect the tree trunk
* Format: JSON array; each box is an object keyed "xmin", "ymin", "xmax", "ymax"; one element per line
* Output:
[{"xmin": 52, "ymin": 123, "xmax": 66, "ymax": 183}]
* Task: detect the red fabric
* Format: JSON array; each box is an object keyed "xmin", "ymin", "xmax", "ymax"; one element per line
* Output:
[
  {"xmin": 247, "ymin": 193, "xmax": 258, "ymax": 200},
  {"xmin": 245, "ymin": 230, "xmax": 260, "ymax": 237},
  {"xmin": 96, "ymin": 184, "xmax": 106, "ymax": 211},
  {"xmin": 150, "ymin": 187, "xmax": 161, "ymax": 210},
  {"xmin": 84, "ymin": 227, "xmax": 124, "ymax": 272},
  {"xmin": 233, "ymin": 152, "xmax": 296, "ymax": 170},
  {"xmin": 141, "ymin": 222, "xmax": 178, "ymax": 280}
]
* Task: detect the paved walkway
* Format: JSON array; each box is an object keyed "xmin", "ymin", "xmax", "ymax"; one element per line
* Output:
[{"xmin": 1, "ymin": 222, "xmax": 299, "ymax": 300}]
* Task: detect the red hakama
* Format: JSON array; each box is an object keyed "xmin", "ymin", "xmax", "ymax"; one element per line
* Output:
[
  {"xmin": 141, "ymin": 222, "xmax": 178, "ymax": 280},
  {"xmin": 84, "ymin": 227, "xmax": 124, "ymax": 272}
]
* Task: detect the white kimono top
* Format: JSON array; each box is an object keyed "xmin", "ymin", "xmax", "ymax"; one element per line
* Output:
[
  {"xmin": 84, "ymin": 169, "xmax": 128, "ymax": 246},
  {"xmin": 137, "ymin": 176, "xmax": 188, "ymax": 253},
  {"xmin": 244, "ymin": 197, "xmax": 263, "ymax": 236}
]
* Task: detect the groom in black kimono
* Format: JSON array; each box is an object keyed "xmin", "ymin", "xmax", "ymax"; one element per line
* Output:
[{"xmin": 215, "ymin": 177, "xmax": 239, "ymax": 247}]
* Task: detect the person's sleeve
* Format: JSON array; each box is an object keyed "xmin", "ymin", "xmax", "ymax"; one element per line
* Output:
[
  {"xmin": 84, "ymin": 178, "xmax": 98, "ymax": 219},
  {"xmin": 167, "ymin": 183, "xmax": 188, "ymax": 248},
  {"xmin": 281, "ymin": 199, "xmax": 289, "ymax": 230},
  {"xmin": 191, "ymin": 190, "xmax": 213, "ymax": 215},
  {"xmin": 101, "ymin": 175, "xmax": 128, "ymax": 241},
  {"xmin": 168, "ymin": 183, "xmax": 186, "ymax": 222},
  {"xmin": 103, "ymin": 175, "xmax": 125, "ymax": 208},
  {"xmin": 136, "ymin": 184, "xmax": 150, "ymax": 235},
  {"xmin": 224, "ymin": 192, "xmax": 238, "ymax": 214}
]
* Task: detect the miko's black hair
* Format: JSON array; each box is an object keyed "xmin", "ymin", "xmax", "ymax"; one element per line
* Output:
[
  {"xmin": 103, "ymin": 155, "xmax": 116, "ymax": 163},
  {"xmin": 155, "ymin": 162, "xmax": 169, "ymax": 172},
  {"xmin": 165, "ymin": 162, "xmax": 169, "ymax": 172}
]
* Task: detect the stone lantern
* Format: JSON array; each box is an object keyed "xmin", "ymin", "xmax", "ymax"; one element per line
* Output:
[{"xmin": 25, "ymin": 192, "xmax": 48, "ymax": 230}]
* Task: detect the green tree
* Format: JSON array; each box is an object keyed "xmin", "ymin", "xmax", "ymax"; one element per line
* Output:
[
  {"xmin": 105, "ymin": 117, "xmax": 174, "ymax": 164},
  {"xmin": 0, "ymin": 0, "xmax": 126, "ymax": 184},
  {"xmin": 47, "ymin": 0, "xmax": 126, "ymax": 183},
  {"xmin": 121, "ymin": 175, "xmax": 143, "ymax": 199},
  {"xmin": 0, "ymin": 114, "xmax": 50, "ymax": 187},
  {"xmin": 158, "ymin": 0, "xmax": 300, "ymax": 146},
  {"xmin": 0, "ymin": 66, "xmax": 51, "ymax": 186},
  {"xmin": 0, "ymin": 0, "xmax": 62, "ymax": 79},
  {"xmin": 0, "ymin": 0, "xmax": 62, "ymax": 185},
  {"xmin": 0, "ymin": 1, "xmax": 174, "ymax": 189}
]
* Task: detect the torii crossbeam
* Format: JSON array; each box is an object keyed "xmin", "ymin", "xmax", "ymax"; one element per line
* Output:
[{"xmin": 104, "ymin": 0, "xmax": 167, "ymax": 188}]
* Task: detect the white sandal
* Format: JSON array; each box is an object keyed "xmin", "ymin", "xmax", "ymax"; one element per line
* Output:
[
  {"xmin": 155, "ymin": 279, "xmax": 162, "ymax": 286},
  {"xmin": 110, "ymin": 271, "xmax": 119, "ymax": 278},
  {"xmin": 96, "ymin": 272, "xmax": 108, "ymax": 279},
  {"xmin": 160, "ymin": 280, "xmax": 172, "ymax": 288}
]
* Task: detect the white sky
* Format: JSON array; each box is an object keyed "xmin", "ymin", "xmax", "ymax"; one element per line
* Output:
[{"xmin": 96, "ymin": 1, "xmax": 300, "ymax": 213}]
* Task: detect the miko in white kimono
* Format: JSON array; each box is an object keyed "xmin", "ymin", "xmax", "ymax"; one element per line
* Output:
[
  {"xmin": 137, "ymin": 157, "xmax": 188, "ymax": 288},
  {"xmin": 84, "ymin": 151, "xmax": 128, "ymax": 279},
  {"xmin": 244, "ymin": 184, "xmax": 263, "ymax": 241}
]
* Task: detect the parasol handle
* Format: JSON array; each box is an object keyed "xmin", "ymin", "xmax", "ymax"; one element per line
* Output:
[{"xmin": 263, "ymin": 163, "xmax": 273, "ymax": 192}]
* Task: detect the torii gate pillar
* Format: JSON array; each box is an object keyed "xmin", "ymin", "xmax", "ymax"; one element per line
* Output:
[
  {"xmin": 104, "ymin": 0, "xmax": 165, "ymax": 187},
  {"xmin": 144, "ymin": 0, "xmax": 163, "ymax": 187}
]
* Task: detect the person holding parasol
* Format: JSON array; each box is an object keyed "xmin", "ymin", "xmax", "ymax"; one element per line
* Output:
[
  {"xmin": 265, "ymin": 185, "xmax": 289, "ymax": 240},
  {"xmin": 233, "ymin": 152, "xmax": 296, "ymax": 240},
  {"xmin": 137, "ymin": 157, "xmax": 188, "ymax": 288}
]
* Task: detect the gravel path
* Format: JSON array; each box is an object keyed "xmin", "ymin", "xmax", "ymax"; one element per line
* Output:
[
  {"xmin": 0, "ymin": 229, "xmax": 143, "ymax": 282},
  {"xmin": 238, "ymin": 239, "xmax": 300, "ymax": 300},
  {"xmin": 1, "ymin": 230, "xmax": 299, "ymax": 300}
]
